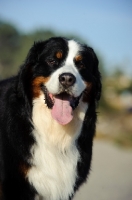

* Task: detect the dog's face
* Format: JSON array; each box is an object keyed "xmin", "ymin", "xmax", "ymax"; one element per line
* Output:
[{"xmin": 22, "ymin": 37, "xmax": 101, "ymax": 125}]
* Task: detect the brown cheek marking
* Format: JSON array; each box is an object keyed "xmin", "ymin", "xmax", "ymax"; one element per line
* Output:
[
  {"xmin": 82, "ymin": 82, "xmax": 92, "ymax": 103},
  {"xmin": 32, "ymin": 76, "xmax": 50, "ymax": 98},
  {"xmin": 75, "ymin": 55, "xmax": 83, "ymax": 62},
  {"xmin": 56, "ymin": 51, "xmax": 63, "ymax": 59},
  {"xmin": 19, "ymin": 162, "xmax": 30, "ymax": 177}
]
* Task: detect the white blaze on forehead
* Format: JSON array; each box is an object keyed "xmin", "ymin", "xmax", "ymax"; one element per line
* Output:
[
  {"xmin": 65, "ymin": 40, "xmax": 81, "ymax": 65},
  {"xmin": 45, "ymin": 39, "xmax": 86, "ymax": 97}
]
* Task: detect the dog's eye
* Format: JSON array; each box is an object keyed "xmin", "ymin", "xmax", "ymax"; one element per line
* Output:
[
  {"xmin": 47, "ymin": 59, "xmax": 57, "ymax": 65},
  {"xmin": 78, "ymin": 61, "xmax": 85, "ymax": 69},
  {"xmin": 80, "ymin": 61, "xmax": 85, "ymax": 68}
]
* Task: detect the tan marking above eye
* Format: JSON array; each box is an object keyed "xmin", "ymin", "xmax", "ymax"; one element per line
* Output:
[
  {"xmin": 56, "ymin": 51, "xmax": 63, "ymax": 59},
  {"xmin": 75, "ymin": 55, "xmax": 83, "ymax": 62}
]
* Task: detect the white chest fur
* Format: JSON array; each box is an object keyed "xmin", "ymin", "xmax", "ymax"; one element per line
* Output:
[
  {"xmin": 27, "ymin": 94, "xmax": 88, "ymax": 200},
  {"xmin": 28, "ymin": 135, "xmax": 79, "ymax": 200}
]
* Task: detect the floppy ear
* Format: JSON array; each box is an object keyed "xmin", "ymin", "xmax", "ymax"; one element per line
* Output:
[
  {"xmin": 16, "ymin": 41, "xmax": 45, "ymax": 105},
  {"xmin": 89, "ymin": 48, "xmax": 102, "ymax": 102}
]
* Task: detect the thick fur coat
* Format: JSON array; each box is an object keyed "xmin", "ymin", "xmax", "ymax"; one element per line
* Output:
[{"xmin": 0, "ymin": 37, "xmax": 101, "ymax": 200}]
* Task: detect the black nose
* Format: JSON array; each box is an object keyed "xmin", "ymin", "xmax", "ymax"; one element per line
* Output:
[{"xmin": 59, "ymin": 73, "xmax": 76, "ymax": 88}]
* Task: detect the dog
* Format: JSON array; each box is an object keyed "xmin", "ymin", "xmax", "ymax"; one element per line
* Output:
[{"xmin": 0, "ymin": 37, "xmax": 101, "ymax": 200}]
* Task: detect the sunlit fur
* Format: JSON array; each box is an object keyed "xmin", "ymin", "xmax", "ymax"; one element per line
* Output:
[{"xmin": 0, "ymin": 37, "xmax": 101, "ymax": 200}]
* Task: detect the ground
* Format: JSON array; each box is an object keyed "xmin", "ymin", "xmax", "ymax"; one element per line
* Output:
[{"xmin": 74, "ymin": 140, "xmax": 132, "ymax": 200}]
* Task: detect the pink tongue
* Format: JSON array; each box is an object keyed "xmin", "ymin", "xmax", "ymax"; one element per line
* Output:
[{"xmin": 51, "ymin": 94, "xmax": 73, "ymax": 125}]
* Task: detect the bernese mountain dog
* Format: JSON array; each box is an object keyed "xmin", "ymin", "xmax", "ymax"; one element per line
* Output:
[{"xmin": 0, "ymin": 37, "xmax": 101, "ymax": 200}]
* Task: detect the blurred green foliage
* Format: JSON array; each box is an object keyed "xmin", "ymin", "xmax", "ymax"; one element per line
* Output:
[{"xmin": 0, "ymin": 21, "xmax": 58, "ymax": 78}]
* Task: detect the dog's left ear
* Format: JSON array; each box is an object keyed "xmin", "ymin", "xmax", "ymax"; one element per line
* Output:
[{"xmin": 89, "ymin": 47, "xmax": 102, "ymax": 102}]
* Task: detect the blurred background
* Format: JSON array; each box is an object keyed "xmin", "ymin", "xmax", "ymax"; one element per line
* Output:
[{"xmin": 0, "ymin": 0, "xmax": 132, "ymax": 199}]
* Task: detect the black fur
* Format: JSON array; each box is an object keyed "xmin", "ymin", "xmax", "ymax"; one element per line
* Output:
[{"xmin": 0, "ymin": 37, "xmax": 101, "ymax": 200}]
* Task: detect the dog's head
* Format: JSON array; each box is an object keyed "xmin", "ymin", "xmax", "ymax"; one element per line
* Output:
[{"xmin": 19, "ymin": 37, "xmax": 101, "ymax": 125}]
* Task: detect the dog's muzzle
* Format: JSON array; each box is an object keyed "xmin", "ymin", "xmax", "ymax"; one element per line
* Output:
[{"xmin": 41, "ymin": 73, "xmax": 82, "ymax": 125}]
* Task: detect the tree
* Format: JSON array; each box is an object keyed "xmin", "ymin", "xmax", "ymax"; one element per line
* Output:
[{"xmin": 0, "ymin": 21, "xmax": 21, "ymax": 78}]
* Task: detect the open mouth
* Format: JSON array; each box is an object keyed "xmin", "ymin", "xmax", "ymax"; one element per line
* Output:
[{"xmin": 42, "ymin": 85, "xmax": 82, "ymax": 125}]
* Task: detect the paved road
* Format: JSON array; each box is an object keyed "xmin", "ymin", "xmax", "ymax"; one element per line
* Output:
[{"xmin": 73, "ymin": 140, "xmax": 132, "ymax": 200}]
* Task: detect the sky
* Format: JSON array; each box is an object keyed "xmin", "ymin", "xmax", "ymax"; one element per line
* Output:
[{"xmin": 0, "ymin": 0, "xmax": 132, "ymax": 75}]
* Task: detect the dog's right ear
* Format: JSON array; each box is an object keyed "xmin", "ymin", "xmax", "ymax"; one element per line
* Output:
[{"xmin": 16, "ymin": 41, "xmax": 45, "ymax": 105}]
